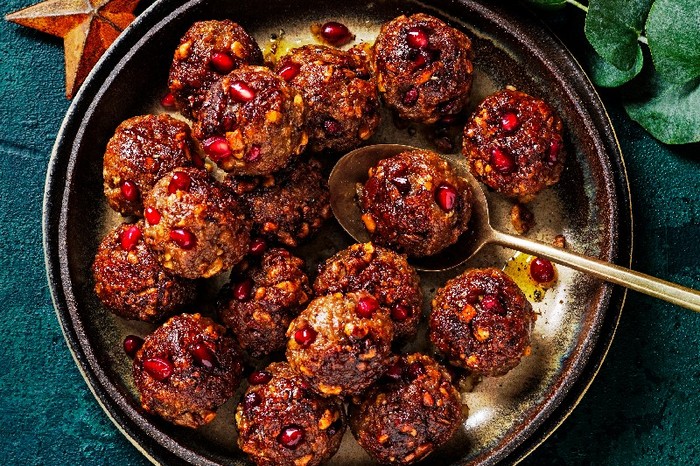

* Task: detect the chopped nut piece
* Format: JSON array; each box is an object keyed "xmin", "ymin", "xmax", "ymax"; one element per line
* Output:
[{"xmin": 510, "ymin": 203, "xmax": 535, "ymax": 235}]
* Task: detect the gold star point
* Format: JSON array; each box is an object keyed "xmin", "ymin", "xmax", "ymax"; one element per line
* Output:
[{"xmin": 6, "ymin": 0, "xmax": 141, "ymax": 99}]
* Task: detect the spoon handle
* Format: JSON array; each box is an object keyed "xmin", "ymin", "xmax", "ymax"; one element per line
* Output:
[{"xmin": 490, "ymin": 230, "xmax": 700, "ymax": 312}]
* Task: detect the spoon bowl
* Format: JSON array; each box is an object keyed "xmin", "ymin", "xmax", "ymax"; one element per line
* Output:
[
  {"xmin": 329, "ymin": 144, "xmax": 700, "ymax": 311},
  {"xmin": 329, "ymin": 144, "xmax": 492, "ymax": 271}
]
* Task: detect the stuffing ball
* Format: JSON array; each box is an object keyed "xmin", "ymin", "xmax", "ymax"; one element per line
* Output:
[
  {"xmin": 463, "ymin": 88, "xmax": 566, "ymax": 202},
  {"xmin": 92, "ymin": 222, "xmax": 194, "ymax": 322},
  {"xmin": 195, "ymin": 65, "xmax": 307, "ymax": 175},
  {"xmin": 133, "ymin": 313, "xmax": 243, "ymax": 428},
  {"xmin": 349, "ymin": 353, "xmax": 464, "ymax": 465},
  {"xmin": 223, "ymin": 158, "xmax": 332, "ymax": 247},
  {"xmin": 168, "ymin": 20, "xmax": 263, "ymax": 119},
  {"xmin": 286, "ymin": 292, "xmax": 394, "ymax": 397},
  {"xmin": 430, "ymin": 267, "xmax": 536, "ymax": 376},
  {"xmin": 218, "ymin": 248, "xmax": 311, "ymax": 358},
  {"xmin": 373, "ymin": 13, "xmax": 473, "ymax": 123},
  {"xmin": 236, "ymin": 362, "xmax": 346, "ymax": 466},
  {"xmin": 103, "ymin": 114, "xmax": 198, "ymax": 216},
  {"xmin": 142, "ymin": 167, "xmax": 251, "ymax": 279},
  {"xmin": 358, "ymin": 149, "xmax": 472, "ymax": 257},
  {"xmin": 276, "ymin": 44, "xmax": 380, "ymax": 152},
  {"xmin": 314, "ymin": 242, "xmax": 422, "ymax": 340}
]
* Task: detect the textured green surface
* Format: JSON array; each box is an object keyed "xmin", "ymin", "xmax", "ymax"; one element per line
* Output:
[{"xmin": 0, "ymin": 2, "xmax": 698, "ymax": 465}]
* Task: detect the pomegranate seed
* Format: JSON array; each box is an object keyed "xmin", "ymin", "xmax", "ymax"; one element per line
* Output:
[
  {"xmin": 501, "ymin": 112, "xmax": 519, "ymax": 132},
  {"xmin": 320, "ymin": 21, "xmax": 353, "ymax": 46},
  {"xmin": 491, "ymin": 147, "xmax": 516, "ymax": 174},
  {"xmin": 385, "ymin": 361, "xmax": 404, "ymax": 381},
  {"xmin": 233, "ymin": 278, "xmax": 254, "ymax": 301},
  {"xmin": 356, "ymin": 296, "xmax": 379, "ymax": 318},
  {"xmin": 392, "ymin": 176, "xmax": 411, "ymax": 195},
  {"xmin": 203, "ymin": 136, "xmax": 232, "ymax": 162},
  {"xmin": 278, "ymin": 62, "xmax": 301, "ymax": 81},
  {"xmin": 406, "ymin": 26, "xmax": 429, "ymax": 49},
  {"xmin": 120, "ymin": 180, "xmax": 139, "ymax": 202},
  {"xmin": 229, "ymin": 80, "xmax": 256, "ymax": 102},
  {"xmin": 245, "ymin": 145, "xmax": 261, "ymax": 162},
  {"xmin": 169, "ymin": 228, "xmax": 196, "ymax": 249},
  {"xmin": 435, "ymin": 183, "xmax": 458, "ymax": 212},
  {"xmin": 391, "ymin": 304, "xmax": 412, "ymax": 321},
  {"xmin": 190, "ymin": 342, "xmax": 217, "ymax": 369},
  {"xmin": 548, "ymin": 139, "xmax": 561, "ymax": 165},
  {"xmin": 466, "ymin": 289, "xmax": 481, "ymax": 304},
  {"xmin": 294, "ymin": 326, "xmax": 317, "ymax": 348},
  {"xmin": 406, "ymin": 361, "xmax": 426, "ymax": 380},
  {"xmin": 161, "ymin": 92, "xmax": 176, "ymax": 108},
  {"xmin": 403, "ymin": 86, "xmax": 419, "ymax": 106},
  {"xmin": 210, "ymin": 52, "xmax": 235, "ymax": 73},
  {"xmin": 144, "ymin": 206, "xmax": 161, "ymax": 225},
  {"xmin": 243, "ymin": 391, "xmax": 262, "ymax": 411},
  {"xmin": 123, "ymin": 335, "xmax": 144, "ymax": 358},
  {"xmin": 278, "ymin": 425, "xmax": 305, "ymax": 449},
  {"xmin": 168, "ymin": 171, "xmax": 191, "ymax": 194},
  {"xmin": 480, "ymin": 294, "xmax": 505, "ymax": 314},
  {"xmin": 248, "ymin": 370, "xmax": 272, "ymax": 385},
  {"xmin": 120, "ymin": 225, "xmax": 142, "ymax": 251},
  {"xmin": 411, "ymin": 52, "xmax": 427, "ymax": 69},
  {"xmin": 323, "ymin": 119, "xmax": 342, "ymax": 136},
  {"xmin": 530, "ymin": 257, "xmax": 556, "ymax": 283},
  {"xmin": 143, "ymin": 357, "xmax": 173, "ymax": 381},
  {"xmin": 249, "ymin": 237, "xmax": 267, "ymax": 256}
]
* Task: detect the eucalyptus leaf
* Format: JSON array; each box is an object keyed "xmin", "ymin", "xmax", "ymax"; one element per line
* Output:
[
  {"xmin": 588, "ymin": 47, "xmax": 644, "ymax": 87},
  {"xmin": 646, "ymin": 0, "xmax": 700, "ymax": 84},
  {"xmin": 624, "ymin": 73, "xmax": 700, "ymax": 144},
  {"xmin": 523, "ymin": 0, "xmax": 568, "ymax": 9},
  {"xmin": 584, "ymin": 0, "xmax": 652, "ymax": 70}
]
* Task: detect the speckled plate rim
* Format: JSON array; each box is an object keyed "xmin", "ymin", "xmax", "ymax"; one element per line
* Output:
[{"xmin": 42, "ymin": 0, "xmax": 633, "ymax": 464}]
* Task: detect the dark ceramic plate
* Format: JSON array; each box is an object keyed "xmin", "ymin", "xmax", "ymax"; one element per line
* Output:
[{"xmin": 43, "ymin": 0, "xmax": 632, "ymax": 464}]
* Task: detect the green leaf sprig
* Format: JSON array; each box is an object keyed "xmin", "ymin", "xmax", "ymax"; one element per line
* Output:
[{"xmin": 524, "ymin": 0, "xmax": 700, "ymax": 144}]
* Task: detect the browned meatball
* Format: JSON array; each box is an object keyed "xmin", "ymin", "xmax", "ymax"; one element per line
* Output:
[
  {"xmin": 92, "ymin": 222, "xmax": 194, "ymax": 322},
  {"xmin": 218, "ymin": 248, "xmax": 311, "ymax": 358},
  {"xmin": 133, "ymin": 313, "xmax": 243, "ymax": 428},
  {"xmin": 373, "ymin": 14, "xmax": 473, "ymax": 124},
  {"xmin": 349, "ymin": 353, "xmax": 464, "ymax": 465},
  {"xmin": 103, "ymin": 114, "xmax": 198, "ymax": 216},
  {"xmin": 168, "ymin": 20, "xmax": 263, "ymax": 120},
  {"xmin": 223, "ymin": 158, "xmax": 332, "ymax": 247},
  {"xmin": 314, "ymin": 242, "xmax": 422, "ymax": 340},
  {"xmin": 142, "ymin": 167, "xmax": 250, "ymax": 279},
  {"xmin": 358, "ymin": 149, "xmax": 472, "ymax": 257},
  {"xmin": 236, "ymin": 362, "xmax": 346, "ymax": 466},
  {"xmin": 430, "ymin": 268, "xmax": 535, "ymax": 376},
  {"xmin": 194, "ymin": 65, "xmax": 307, "ymax": 175},
  {"xmin": 275, "ymin": 44, "xmax": 380, "ymax": 152},
  {"xmin": 463, "ymin": 88, "xmax": 566, "ymax": 202},
  {"xmin": 286, "ymin": 292, "xmax": 394, "ymax": 397}
]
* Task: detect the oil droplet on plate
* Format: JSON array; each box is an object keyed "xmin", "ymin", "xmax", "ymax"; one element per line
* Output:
[{"xmin": 503, "ymin": 252, "xmax": 557, "ymax": 302}]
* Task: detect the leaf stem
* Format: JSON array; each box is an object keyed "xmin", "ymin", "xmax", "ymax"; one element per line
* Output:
[
  {"xmin": 565, "ymin": 0, "xmax": 588, "ymax": 13},
  {"xmin": 563, "ymin": 1, "xmax": 649, "ymax": 45}
]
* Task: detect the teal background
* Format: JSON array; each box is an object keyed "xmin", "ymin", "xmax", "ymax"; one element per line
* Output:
[{"xmin": 0, "ymin": 1, "xmax": 697, "ymax": 464}]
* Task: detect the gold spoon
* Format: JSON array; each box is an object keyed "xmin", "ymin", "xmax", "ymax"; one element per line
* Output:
[{"xmin": 329, "ymin": 144, "xmax": 700, "ymax": 313}]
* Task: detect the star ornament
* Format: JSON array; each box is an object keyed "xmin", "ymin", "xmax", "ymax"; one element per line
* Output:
[{"xmin": 6, "ymin": 0, "xmax": 141, "ymax": 99}]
